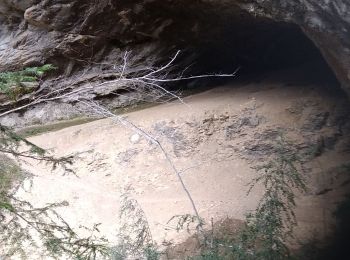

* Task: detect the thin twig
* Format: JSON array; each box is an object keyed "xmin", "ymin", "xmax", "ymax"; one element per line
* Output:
[{"xmin": 77, "ymin": 100, "xmax": 204, "ymax": 232}]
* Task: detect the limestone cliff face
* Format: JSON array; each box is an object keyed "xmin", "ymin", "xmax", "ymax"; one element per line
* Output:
[{"xmin": 0, "ymin": 0, "xmax": 349, "ymax": 94}]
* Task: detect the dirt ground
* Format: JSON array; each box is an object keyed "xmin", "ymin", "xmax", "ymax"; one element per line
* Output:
[{"xmin": 16, "ymin": 68, "xmax": 350, "ymax": 258}]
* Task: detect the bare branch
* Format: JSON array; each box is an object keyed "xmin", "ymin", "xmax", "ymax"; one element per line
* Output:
[
  {"xmin": 0, "ymin": 50, "xmax": 238, "ymax": 119},
  {"xmin": 76, "ymin": 99, "xmax": 204, "ymax": 231}
]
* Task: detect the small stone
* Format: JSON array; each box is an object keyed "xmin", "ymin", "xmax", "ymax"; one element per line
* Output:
[{"xmin": 130, "ymin": 133, "xmax": 140, "ymax": 144}]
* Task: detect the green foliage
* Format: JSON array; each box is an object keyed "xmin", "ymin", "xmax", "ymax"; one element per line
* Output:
[
  {"xmin": 143, "ymin": 245, "xmax": 161, "ymax": 260},
  {"xmin": 112, "ymin": 192, "xmax": 160, "ymax": 259},
  {"xmin": 241, "ymin": 138, "xmax": 305, "ymax": 257},
  {"xmin": 1, "ymin": 198, "xmax": 110, "ymax": 259},
  {"xmin": 0, "ymin": 124, "xmax": 110, "ymax": 259},
  {"xmin": 0, "ymin": 155, "xmax": 23, "ymax": 193},
  {"xmin": 0, "ymin": 64, "xmax": 56, "ymax": 100},
  {"xmin": 0, "ymin": 124, "xmax": 43, "ymax": 152},
  {"xmin": 0, "ymin": 155, "xmax": 24, "ymax": 214},
  {"xmin": 191, "ymin": 135, "xmax": 307, "ymax": 260},
  {"xmin": 168, "ymin": 214, "xmax": 204, "ymax": 233},
  {"xmin": 0, "ymin": 124, "xmax": 73, "ymax": 172},
  {"xmin": 232, "ymin": 136, "xmax": 306, "ymax": 260}
]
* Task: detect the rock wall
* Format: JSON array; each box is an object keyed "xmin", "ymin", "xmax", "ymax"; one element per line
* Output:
[
  {"xmin": 0, "ymin": 0, "xmax": 220, "ymax": 71},
  {"xmin": 1, "ymin": 1, "xmax": 349, "ymax": 89}
]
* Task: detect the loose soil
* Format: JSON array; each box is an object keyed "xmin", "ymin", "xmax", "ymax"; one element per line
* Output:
[{"xmin": 16, "ymin": 68, "xmax": 350, "ymax": 258}]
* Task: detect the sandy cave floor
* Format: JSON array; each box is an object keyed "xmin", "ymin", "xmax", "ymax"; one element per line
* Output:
[{"xmin": 15, "ymin": 69, "xmax": 350, "ymax": 256}]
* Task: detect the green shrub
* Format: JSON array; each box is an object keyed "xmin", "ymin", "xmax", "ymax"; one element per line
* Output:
[
  {"xmin": 0, "ymin": 64, "xmax": 56, "ymax": 100},
  {"xmin": 191, "ymin": 135, "xmax": 307, "ymax": 260},
  {"xmin": 0, "ymin": 155, "xmax": 24, "ymax": 211}
]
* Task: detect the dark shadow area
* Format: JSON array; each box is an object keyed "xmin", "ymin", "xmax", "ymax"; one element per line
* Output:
[
  {"xmin": 165, "ymin": 10, "xmax": 350, "ymax": 259},
  {"xmin": 174, "ymin": 12, "xmax": 340, "ymax": 91},
  {"xmin": 320, "ymin": 194, "xmax": 350, "ymax": 259},
  {"xmin": 297, "ymin": 192, "xmax": 350, "ymax": 260}
]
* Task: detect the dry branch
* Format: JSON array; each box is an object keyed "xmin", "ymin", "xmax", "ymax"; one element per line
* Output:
[
  {"xmin": 0, "ymin": 50, "xmax": 239, "ymax": 118},
  {"xmin": 78, "ymin": 99, "xmax": 204, "ymax": 230}
]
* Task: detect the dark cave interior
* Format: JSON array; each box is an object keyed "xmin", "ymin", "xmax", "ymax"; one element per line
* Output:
[{"xmin": 174, "ymin": 13, "xmax": 341, "ymax": 91}]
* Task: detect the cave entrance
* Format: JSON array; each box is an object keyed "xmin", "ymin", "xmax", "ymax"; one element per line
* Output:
[{"xmin": 176, "ymin": 12, "xmax": 340, "ymax": 91}]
